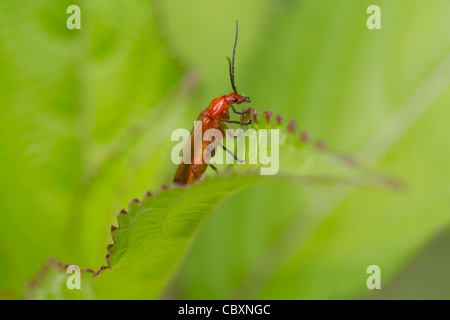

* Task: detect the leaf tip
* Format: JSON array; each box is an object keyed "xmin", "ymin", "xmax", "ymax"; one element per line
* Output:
[
  {"xmin": 288, "ymin": 119, "xmax": 297, "ymax": 133},
  {"xmin": 129, "ymin": 198, "xmax": 140, "ymax": 206},
  {"xmin": 300, "ymin": 130, "xmax": 309, "ymax": 143},
  {"xmin": 315, "ymin": 140, "xmax": 326, "ymax": 150},
  {"xmin": 252, "ymin": 109, "xmax": 258, "ymax": 123},
  {"xmin": 276, "ymin": 114, "xmax": 284, "ymax": 125},
  {"xmin": 263, "ymin": 109, "xmax": 275, "ymax": 123}
]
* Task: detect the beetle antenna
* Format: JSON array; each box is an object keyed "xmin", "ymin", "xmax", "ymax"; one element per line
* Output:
[{"xmin": 227, "ymin": 20, "xmax": 238, "ymax": 93}]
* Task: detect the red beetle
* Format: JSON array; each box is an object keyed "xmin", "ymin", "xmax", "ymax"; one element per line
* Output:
[{"xmin": 174, "ymin": 21, "xmax": 251, "ymax": 184}]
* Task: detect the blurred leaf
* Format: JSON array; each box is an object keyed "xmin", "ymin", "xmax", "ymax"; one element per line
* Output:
[
  {"xmin": 166, "ymin": 0, "xmax": 450, "ymax": 299},
  {"xmin": 25, "ymin": 260, "xmax": 95, "ymax": 300},
  {"xmin": 0, "ymin": 0, "xmax": 184, "ymax": 297},
  {"xmin": 3, "ymin": 0, "xmax": 449, "ymax": 300},
  {"xmin": 26, "ymin": 108, "xmax": 385, "ymax": 299}
]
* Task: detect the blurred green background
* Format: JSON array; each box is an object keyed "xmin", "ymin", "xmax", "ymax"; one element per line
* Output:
[{"xmin": 0, "ymin": 0, "xmax": 449, "ymax": 299}]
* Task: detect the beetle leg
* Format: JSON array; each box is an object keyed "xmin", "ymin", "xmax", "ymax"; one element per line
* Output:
[
  {"xmin": 209, "ymin": 164, "xmax": 219, "ymax": 173},
  {"xmin": 224, "ymin": 119, "xmax": 252, "ymax": 126},
  {"xmin": 219, "ymin": 143, "xmax": 244, "ymax": 164},
  {"xmin": 230, "ymin": 104, "xmax": 247, "ymax": 115}
]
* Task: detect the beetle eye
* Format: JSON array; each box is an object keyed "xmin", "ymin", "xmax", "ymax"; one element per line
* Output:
[{"xmin": 232, "ymin": 97, "xmax": 238, "ymax": 103}]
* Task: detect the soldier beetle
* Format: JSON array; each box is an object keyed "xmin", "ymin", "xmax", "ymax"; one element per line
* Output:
[{"xmin": 174, "ymin": 21, "xmax": 251, "ymax": 184}]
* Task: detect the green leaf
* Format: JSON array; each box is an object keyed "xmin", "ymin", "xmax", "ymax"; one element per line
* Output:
[
  {"xmin": 25, "ymin": 260, "xmax": 95, "ymax": 300},
  {"xmin": 0, "ymin": 0, "xmax": 184, "ymax": 297},
  {"xmin": 26, "ymin": 107, "xmax": 386, "ymax": 299},
  {"xmin": 91, "ymin": 176, "xmax": 260, "ymax": 299},
  {"xmin": 169, "ymin": 0, "xmax": 450, "ymax": 300},
  {"xmin": 5, "ymin": 0, "xmax": 445, "ymax": 301}
]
